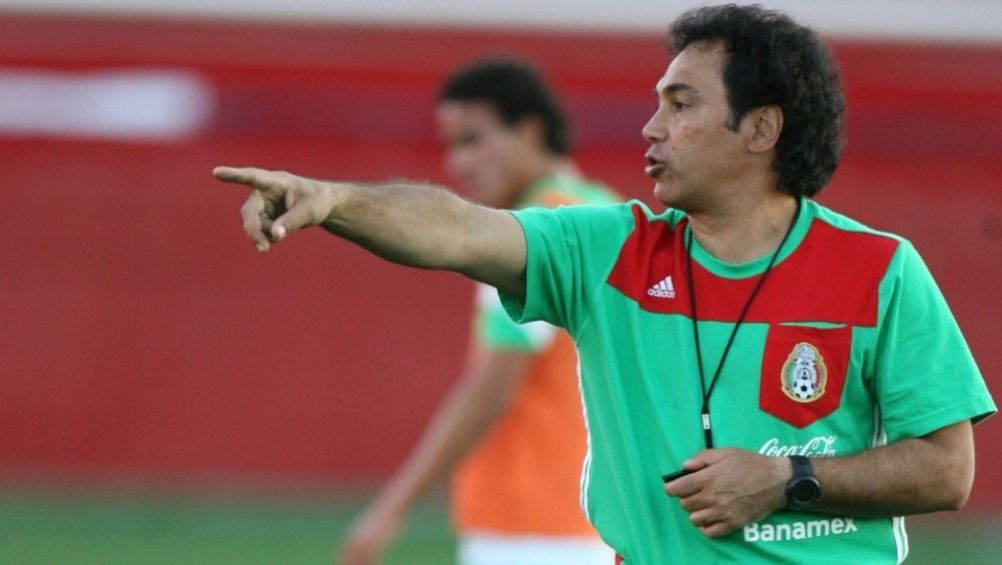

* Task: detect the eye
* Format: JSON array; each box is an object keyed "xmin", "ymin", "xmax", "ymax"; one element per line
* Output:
[
  {"xmin": 671, "ymin": 101, "xmax": 689, "ymax": 112},
  {"xmin": 456, "ymin": 131, "xmax": 480, "ymax": 147}
]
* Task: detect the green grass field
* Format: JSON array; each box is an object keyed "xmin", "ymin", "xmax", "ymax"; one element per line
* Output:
[{"xmin": 1, "ymin": 486, "xmax": 999, "ymax": 564}]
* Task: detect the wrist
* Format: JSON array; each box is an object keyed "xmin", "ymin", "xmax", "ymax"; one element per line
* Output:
[
  {"xmin": 319, "ymin": 181, "xmax": 353, "ymax": 231},
  {"xmin": 772, "ymin": 455, "xmax": 794, "ymax": 511},
  {"xmin": 784, "ymin": 455, "xmax": 822, "ymax": 511}
]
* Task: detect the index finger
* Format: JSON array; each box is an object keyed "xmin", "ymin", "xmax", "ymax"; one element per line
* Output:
[
  {"xmin": 213, "ymin": 165, "xmax": 291, "ymax": 198},
  {"xmin": 664, "ymin": 468, "xmax": 705, "ymax": 498},
  {"xmin": 213, "ymin": 166, "xmax": 264, "ymax": 186}
]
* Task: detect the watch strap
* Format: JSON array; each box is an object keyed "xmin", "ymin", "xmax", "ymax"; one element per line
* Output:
[{"xmin": 789, "ymin": 455, "xmax": 813, "ymax": 477}]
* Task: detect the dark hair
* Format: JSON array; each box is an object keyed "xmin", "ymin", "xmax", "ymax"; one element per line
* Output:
[
  {"xmin": 670, "ymin": 4, "xmax": 845, "ymax": 197},
  {"xmin": 439, "ymin": 57, "xmax": 572, "ymax": 155}
]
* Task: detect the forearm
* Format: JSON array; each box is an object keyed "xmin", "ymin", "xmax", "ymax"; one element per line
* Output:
[
  {"xmin": 215, "ymin": 166, "xmax": 527, "ymax": 296},
  {"xmin": 668, "ymin": 422, "xmax": 976, "ymax": 538},
  {"xmin": 369, "ymin": 350, "xmax": 531, "ymax": 515},
  {"xmin": 322, "ymin": 181, "xmax": 473, "ymax": 269},
  {"xmin": 812, "ymin": 421, "xmax": 974, "ymax": 517},
  {"xmin": 322, "ymin": 180, "xmax": 526, "ymax": 295}
]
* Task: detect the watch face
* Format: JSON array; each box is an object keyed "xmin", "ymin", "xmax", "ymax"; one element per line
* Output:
[
  {"xmin": 785, "ymin": 457, "xmax": 821, "ymax": 510},
  {"xmin": 792, "ymin": 480, "xmax": 819, "ymax": 503},
  {"xmin": 788, "ymin": 477, "xmax": 821, "ymax": 510}
]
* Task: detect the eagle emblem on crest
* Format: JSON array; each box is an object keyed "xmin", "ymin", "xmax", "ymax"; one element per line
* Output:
[{"xmin": 781, "ymin": 342, "xmax": 827, "ymax": 403}]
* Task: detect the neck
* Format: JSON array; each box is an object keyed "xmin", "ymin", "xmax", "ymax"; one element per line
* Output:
[
  {"xmin": 531, "ymin": 155, "xmax": 581, "ymax": 183},
  {"xmin": 511, "ymin": 156, "xmax": 580, "ymax": 202},
  {"xmin": 687, "ymin": 193, "xmax": 800, "ymax": 264}
]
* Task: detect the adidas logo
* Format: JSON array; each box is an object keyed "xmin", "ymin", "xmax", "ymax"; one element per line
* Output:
[{"xmin": 647, "ymin": 276, "xmax": 676, "ymax": 299}]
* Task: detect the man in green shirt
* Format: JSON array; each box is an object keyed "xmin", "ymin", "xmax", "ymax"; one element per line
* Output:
[{"xmin": 215, "ymin": 4, "xmax": 995, "ymax": 563}]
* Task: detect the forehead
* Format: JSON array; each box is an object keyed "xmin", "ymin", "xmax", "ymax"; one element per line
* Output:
[
  {"xmin": 436, "ymin": 99, "xmax": 504, "ymax": 129},
  {"xmin": 655, "ymin": 41, "xmax": 728, "ymax": 95}
]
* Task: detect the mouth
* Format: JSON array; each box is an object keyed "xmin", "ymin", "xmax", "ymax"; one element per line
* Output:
[{"xmin": 645, "ymin": 153, "xmax": 667, "ymax": 179}]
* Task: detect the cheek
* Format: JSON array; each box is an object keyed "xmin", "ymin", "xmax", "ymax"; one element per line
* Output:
[
  {"xmin": 670, "ymin": 122, "xmax": 697, "ymax": 146},
  {"xmin": 476, "ymin": 140, "xmax": 512, "ymax": 174},
  {"xmin": 448, "ymin": 146, "xmax": 487, "ymax": 175},
  {"xmin": 671, "ymin": 124, "xmax": 723, "ymax": 163},
  {"xmin": 451, "ymin": 147, "xmax": 509, "ymax": 190}
]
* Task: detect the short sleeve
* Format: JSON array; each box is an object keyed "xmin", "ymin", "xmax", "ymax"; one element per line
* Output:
[
  {"xmin": 499, "ymin": 207, "xmax": 580, "ymax": 331},
  {"xmin": 873, "ymin": 241, "xmax": 996, "ymax": 442},
  {"xmin": 498, "ymin": 203, "xmax": 637, "ymax": 336},
  {"xmin": 474, "ymin": 283, "xmax": 556, "ymax": 352}
]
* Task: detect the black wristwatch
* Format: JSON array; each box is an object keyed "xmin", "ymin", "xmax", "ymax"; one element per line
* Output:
[{"xmin": 785, "ymin": 455, "xmax": 821, "ymax": 510}]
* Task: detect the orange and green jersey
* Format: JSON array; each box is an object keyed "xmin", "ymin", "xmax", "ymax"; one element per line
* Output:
[
  {"xmin": 451, "ymin": 176, "xmax": 619, "ymax": 536},
  {"xmin": 499, "ymin": 198, "xmax": 996, "ymax": 563}
]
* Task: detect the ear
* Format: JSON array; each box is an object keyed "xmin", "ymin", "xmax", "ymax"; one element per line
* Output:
[
  {"xmin": 745, "ymin": 105, "xmax": 783, "ymax": 153},
  {"xmin": 514, "ymin": 115, "xmax": 547, "ymax": 148}
]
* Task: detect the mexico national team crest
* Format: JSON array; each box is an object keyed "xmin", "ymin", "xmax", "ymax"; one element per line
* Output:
[
  {"xmin": 760, "ymin": 326, "xmax": 849, "ymax": 428},
  {"xmin": 781, "ymin": 342, "xmax": 827, "ymax": 402}
]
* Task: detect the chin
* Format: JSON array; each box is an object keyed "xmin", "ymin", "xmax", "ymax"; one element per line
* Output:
[
  {"xmin": 653, "ymin": 182, "xmax": 677, "ymax": 207},
  {"xmin": 467, "ymin": 186, "xmax": 495, "ymax": 206}
]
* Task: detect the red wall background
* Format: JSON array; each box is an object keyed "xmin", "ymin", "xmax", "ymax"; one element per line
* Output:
[{"xmin": 1, "ymin": 14, "xmax": 999, "ymax": 508}]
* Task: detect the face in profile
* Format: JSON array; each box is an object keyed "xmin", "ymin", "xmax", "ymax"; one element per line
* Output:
[
  {"xmin": 436, "ymin": 100, "xmax": 538, "ymax": 208},
  {"xmin": 642, "ymin": 41, "xmax": 750, "ymax": 211}
]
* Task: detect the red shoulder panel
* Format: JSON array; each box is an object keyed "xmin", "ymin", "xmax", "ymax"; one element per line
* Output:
[{"xmin": 605, "ymin": 208, "xmax": 900, "ymax": 327}]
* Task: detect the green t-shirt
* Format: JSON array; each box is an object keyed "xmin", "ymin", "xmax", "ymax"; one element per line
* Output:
[
  {"xmin": 500, "ymin": 198, "xmax": 996, "ymax": 564},
  {"xmin": 476, "ymin": 175, "xmax": 619, "ymax": 351}
]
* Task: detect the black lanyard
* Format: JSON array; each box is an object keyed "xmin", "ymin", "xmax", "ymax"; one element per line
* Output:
[{"xmin": 685, "ymin": 198, "xmax": 801, "ymax": 449}]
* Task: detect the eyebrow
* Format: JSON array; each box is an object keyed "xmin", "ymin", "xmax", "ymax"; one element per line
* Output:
[{"xmin": 664, "ymin": 83, "xmax": 697, "ymax": 95}]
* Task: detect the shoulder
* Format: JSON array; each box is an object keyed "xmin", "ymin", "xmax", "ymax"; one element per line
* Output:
[
  {"xmin": 802, "ymin": 200, "xmax": 934, "ymax": 307},
  {"xmin": 808, "ymin": 200, "xmax": 904, "ymax": 244},
  {"xmin": 512, "ymin": 200, "xmax": 663, "ymax": 264},
  {"xmin": 805, "ymin": 200, "xmax": 906, "ymax": 267},
  {"xmin": 514, "ymin": 199, "xmax": 638, "ymax": 232},
  {"xmin": 553, "ymin": 199, "xmax": 670, "ymax": 230}
]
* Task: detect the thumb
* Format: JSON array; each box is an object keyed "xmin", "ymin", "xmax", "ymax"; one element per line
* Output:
[{"xmin": 272, "ymin": 204, "xmax": 314, "ymax": 241}]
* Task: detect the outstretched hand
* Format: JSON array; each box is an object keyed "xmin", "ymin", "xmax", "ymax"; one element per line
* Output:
[
  {"xmin": 664, "ymin": 448, "xmax": 790, "ymax": 538},
  {"xmin": 214, "ymin": 166, "xmax": 339, "ymax": 252}
]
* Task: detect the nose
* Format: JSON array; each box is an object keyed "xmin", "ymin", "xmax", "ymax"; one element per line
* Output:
[{"xmin": 642, "ymin": 106, "xmax": 668, "ymax": 143}]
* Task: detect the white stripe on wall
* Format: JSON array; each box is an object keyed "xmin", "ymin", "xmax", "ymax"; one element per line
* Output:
[{"xmin": 0, "ymin": 68, "xmax": 213, "ymax": 140}]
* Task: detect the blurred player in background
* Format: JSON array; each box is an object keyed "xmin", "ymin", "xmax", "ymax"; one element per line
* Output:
[{"xmin": 338, "ymin": 58, "xmax": 618, "ymax": 565}]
